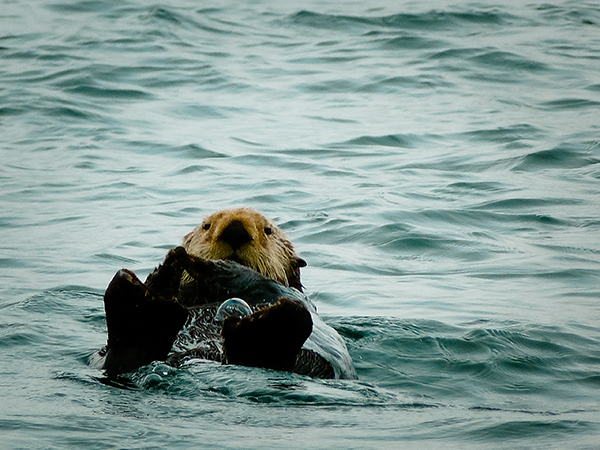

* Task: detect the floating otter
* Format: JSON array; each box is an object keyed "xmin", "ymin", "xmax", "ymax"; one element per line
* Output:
[{"xmin": 93, "ymin": 208, "xmax": 356, "ymax": 380}]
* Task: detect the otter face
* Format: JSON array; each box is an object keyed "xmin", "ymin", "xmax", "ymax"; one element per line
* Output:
[{"xmin": 182, "ymin": 208, "xmax": 306, "ymax": 290}]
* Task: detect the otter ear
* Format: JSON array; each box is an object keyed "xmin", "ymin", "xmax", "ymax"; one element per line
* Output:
[{"xmin": 294, "ymin": 256, "xmax": 307, "ymax": 268}]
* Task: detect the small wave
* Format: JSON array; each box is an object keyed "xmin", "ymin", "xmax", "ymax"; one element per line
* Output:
[
  {"xmin": 337, "ymin": 133, "xmax": 429, "ymax": 148},
  {"xmin": 514, "ymin": 145, "xmax": 600, "ymax": 171},
  {"xmin": 65, "ymin": 85, "xmax": 153, "ymax": 100},
  {"xmin": 0, "ymin": 324, "xmax": 42, "ymax": 347},
  {"xmin": 536, "ymin": 3, "xmax": 600, "ymax": 26},
  {"xmin": 538, "ymin": 98, "xmax": 600, "ymax": 110},
  {"xmin": 341, "ymin": 317, "xmax": 600, "ymax": 409},
  {"xmin": 379, "ymin": 35, "xmax": 446, "ymax": 50},
  {"xmin": 446, "ymin": 181, "xmax": 506, "ymax": 193},
  {"xmin": 143, "ymin": 5, "xmax": 242, "ymax": 36},
  {"xmin": 289, "ymin": 9, "xmax": 518, "ymax": 31},
  {"xmin": 0, "ymin": 106, "xmax": 26, "ymax": 116},
  {"xmin": 471, "ymin": 197, "xmax": 578, "ymax": 211},
  {"xmin": 46, "ymin": 105, "xmax": 96, "ymax": 120},
  {"xmin": 104, "ymin": 360, "xmax": 427, "ymax": 408},
  {"xmin": 19, "ymin": 286, "xmax": 104, "ymax": 314},
  {"xmin": 468, "ymin": 50, "xmax": 549, "ymax": 73},
  {"xmin": 466, "ymin": 418, "xmax": 593, "ymax": 441},
  {"xmin": 460, "ymin": 124, "xmax": 545, "ymax": 144},
  {"xmin": 296, "ymin": 78, "xmax": 363, "ymax": 93},
  {"xmin": 171, "ymin": 144, "xmax": 227, "ymax": 159},
  {"xmin": 0, "ymin": 257, "xmax": 31, "ymax": 269},
  {"xmin": 93, "ymin": 253, "xmax": 138, "ymax": 265}
]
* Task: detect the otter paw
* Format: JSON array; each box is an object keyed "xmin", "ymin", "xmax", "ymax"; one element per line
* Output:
[
  {"xmin": 102, "ymin": 269, "xmax": 188, "ymax": 377},
  {"xmin": 221, "ymin": 298, "xmax": 313, "ymax": 372}
]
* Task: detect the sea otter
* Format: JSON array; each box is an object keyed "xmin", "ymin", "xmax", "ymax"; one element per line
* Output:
[{"xmin": 93, "ymin": 208, "xmax": 356, "ymax": 380}]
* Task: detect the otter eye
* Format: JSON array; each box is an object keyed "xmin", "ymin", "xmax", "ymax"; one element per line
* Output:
[
  {"xmin": 202, "ymin": 223, "xmax": 211, "ymax": 231},
  {"xmin": 264, "ymin": 227, "xmax": 272, "ymax": 235}
]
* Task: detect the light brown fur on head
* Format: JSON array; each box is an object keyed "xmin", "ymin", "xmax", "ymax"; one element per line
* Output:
[{"xmin": 183, "ymin": 208, "xmax": 306, "ymax": 291}]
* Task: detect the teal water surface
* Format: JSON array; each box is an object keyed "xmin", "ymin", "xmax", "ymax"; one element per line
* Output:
[{"xmin": 1, "ymin": 0, "xmax": 600, "ymax": 448}]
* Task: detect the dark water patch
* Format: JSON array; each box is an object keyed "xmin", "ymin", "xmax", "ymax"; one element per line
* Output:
[
  {"xmin": 0, "ymin": 258, "xmax": 32, "ymax": 269},
  {"xmin": 460, "ymin": 124, "xmax": 545, "ymax": 144},
  {"xmin": 230, "ymin": 137, "xmax": 268, "ymax": 147},
  {"xmin": 143, "ymin": 5, "xmax": 243, "ymax": 36},
  {"xmin": 538, "ymin": 98, "xmax": 600, "ymax": 110},
  {"xmin": 0, "ymin": 325, "xmax": 42, "ymax": 347},
  {"xmin": 566, "ymin": 374, "xmax": 600, "ymax": 387},
  {"xmin": 289, "ymin": 10, "xmax": 517, "ymax": 32},
  {"xmin": 293, "ymin": 55, "xmax": 364, "ymax": 65},
  {"xmin": 536, "ymin": 3, "xmax": 600, "ymax": 26},
  {"xmin": 46, "ymin": 0, "xmax": 116, "ymax": 14},
  {"xmin": 0, "ymin": 43, "xmax": 56, "ymax": 61},
  {"xmin": 288, "ymin": 10, "xmax": 371, "ymax": 30},
  {"xmin": 338, "ymin": 134, "xmax": 424, "ymax": 148},
  {"xmin": 445, "ymin": 181, "xmax": 506, "ymax": 194},
  {"xmin": 467, "ymin": 418, "xmax": 592, "ymax": 441},
  {"xmin": 306, "ymin": 115, "xmax": 360, "ymax": 124},
  {"xmin": 496, "ymin": 212, "xmax": 566, "ymax": 227},
  {"xmin": 147, "ymin": 6, "xmax": 189, "ymax": 26},
  {"xmin": 297, "ymin": 78, "xmax": 364, "ymax": 93},
  {"xmin": 535, "ymin": 268, "xmax": 600, "ymax": 280},
  {"xmin": 81, "ymin": 60, "xmax": 218, "ymax": 85},
  {"xmin": 171, "ymin": 144, "xmax": 227, "ymax": 159},
  {"xmin": 468, "ymin": 50, "xmax": 549, "ymax": 73},
  {"xmin": 44, "ymin": 215, "xmax": 85, "ymax": 225},
  {"xmin": 177, "ymin": 164, "xmax": 217, "ymax": 175},
  {"xmin": 172, "ymin": 104, "xmax": 227, "ymax": 119},
  {"xmin": 8, "ymin": 68, "xmax": 82, "ymax": 85},
  {"xmin": 65, "ymin": 85, "xmax": 153, "ymax": 100},
  {"xmin": 45, "ymin": 106, "xmax": 96, "ymax": 120},
  {"xmin": 121, "ymin": 241, "xmax": 149, "ymax": 248},
  {"xmin": 469, "ymin": 268, "xmax": 598, "ymax": 281},
  {"xmin": 515, "ymin": 145, "xmax": 600, "ymax": 171},
  {"xmin": 533, "ymin": 241, "xmax": 600, "ymax": 258},
  {"xmin": 0, "ymin": 106, "xmax": 26, "ymax": 116},
  {"xmin": 379, "ymin": 35, "xmax": 447, "ymax": 51},
  {"xmin": 471, "ymin": 197, "xmax": 579, "ymax": 211}
]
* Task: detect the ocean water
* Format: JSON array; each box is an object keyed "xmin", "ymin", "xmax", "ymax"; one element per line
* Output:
[{"xmin": 1, "ymin": 0, "xmax": 600, "ymax": 448}]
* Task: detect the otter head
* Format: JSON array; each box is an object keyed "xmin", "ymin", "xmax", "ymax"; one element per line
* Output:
[{"xmin": 182, "ymin": 208, "xmax": 306, "ymax": 291}]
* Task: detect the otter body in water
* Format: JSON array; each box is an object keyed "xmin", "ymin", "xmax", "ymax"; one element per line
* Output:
[{"xmin": 93, "ymin": 208, "xmax": 356, "ymax": 380}]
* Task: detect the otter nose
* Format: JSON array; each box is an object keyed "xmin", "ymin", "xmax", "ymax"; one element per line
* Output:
[{"xmin": 219, "ymin": 220, "xmax": 252, "ymax": 250}]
